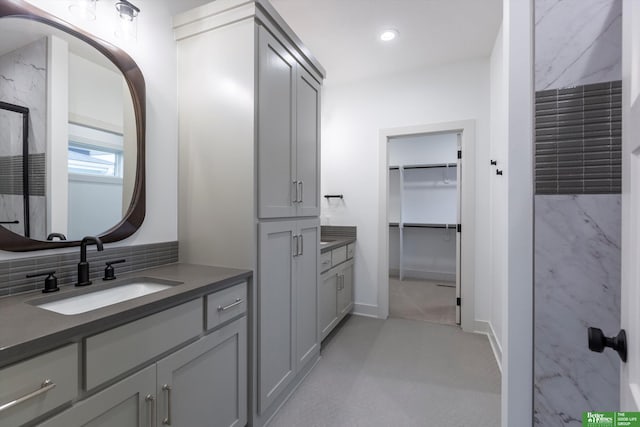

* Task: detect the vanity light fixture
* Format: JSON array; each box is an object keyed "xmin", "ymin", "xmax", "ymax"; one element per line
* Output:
[
  {"xmin": 68, "ymin": 0, "xmax": 97, "ymax": 21},
  {"xmin": 380, "ymin": 29, "xmax": 398, "ymax": 42},
  {"xmin": 114, "ymin": 0, "xmax": 140, "ymax": 41}
]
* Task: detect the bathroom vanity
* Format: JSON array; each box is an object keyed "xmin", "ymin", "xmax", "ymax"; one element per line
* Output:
[
  {"xmin": 320, "ymin": 233, "xmax": 356, "ymax": 341},
  {"xmin": 0, "ymin": 264, "xmax": 251, "ymax": 427}
]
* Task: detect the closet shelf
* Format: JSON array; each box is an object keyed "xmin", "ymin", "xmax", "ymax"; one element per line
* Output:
[
  {"xmin": 404, "ymin": 223, "xmax": 457, "ymax": 229},
  {"xmin": 389, "ymin": 163, "xmax": 457, "ymax": 170},
  {"xmin": 403, "ymin": 163, "xmax": 457, "ymax": 170},
  {"xmin": 388, "ymin": 222, "xmax": 456, "ymax": 229}
]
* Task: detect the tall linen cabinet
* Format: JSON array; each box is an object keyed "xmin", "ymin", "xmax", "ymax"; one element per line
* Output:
[{"xmin": 174, "ymin": 2, "xmax": 324, "ymax": 426}]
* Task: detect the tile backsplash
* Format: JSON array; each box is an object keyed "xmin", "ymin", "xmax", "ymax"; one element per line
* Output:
[{"xmin": 0, "ymin": 241, "xmax": 178, "ymax": 296}]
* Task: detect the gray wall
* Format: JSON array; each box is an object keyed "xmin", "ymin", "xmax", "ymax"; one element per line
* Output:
[{"xmin": 534, "ymin": 0, "xmax": 622, "ymax": 425}]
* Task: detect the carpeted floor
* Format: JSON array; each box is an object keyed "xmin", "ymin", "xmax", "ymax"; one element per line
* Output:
[
  {"xmin": 268, "ymin": 315, "xmax": 501, "ymax": 427},
  {"xmin": 389, "ymin": 277, "xmax": 457, "ymax": 325}
]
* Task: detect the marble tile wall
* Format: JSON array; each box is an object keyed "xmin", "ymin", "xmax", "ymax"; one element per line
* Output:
[
  {"xmin": 536, "ymin": 0, "xmax": 622, "ymax": 91},
  {"xmin": 534, "ymin": 0, "xmax": 622, "ymax": 423},
  {"xmin": 0, "ymin": 38, "xmax": 48, "ymax": 240},
  {"xmin": 534, "ymin": 195, "xmax": 620, "ymax": 425}
]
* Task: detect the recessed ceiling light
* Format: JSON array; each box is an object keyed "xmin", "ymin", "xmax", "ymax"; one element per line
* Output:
[{"xmin": 380, "ymin": 29, "xmax": 398, "ymax": 42}]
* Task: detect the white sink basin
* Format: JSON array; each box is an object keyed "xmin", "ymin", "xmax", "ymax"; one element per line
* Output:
[{"xmin": 35, "ymin": 280, "xmax": 177, "ymax": 315}]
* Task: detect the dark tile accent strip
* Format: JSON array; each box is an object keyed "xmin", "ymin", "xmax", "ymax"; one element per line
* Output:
[
  {"xmin": 0, "ymin": 153, "xmax": 46, "ymax": 196},
  {"xmin": 535, "ymin": 81, "xmax": 622, "ymax": 195},
  {"xmin": 0, "ymin": 241, "xmax": 178, "ymax": 295},
  {"xmin": 321, "ymin": 226, "xmax": 357, "ymax": 240}
]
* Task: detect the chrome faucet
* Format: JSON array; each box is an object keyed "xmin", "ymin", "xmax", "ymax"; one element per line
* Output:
[{"xmin": 76, "ymin": 236, "xmax": 104, "ymax": 287}]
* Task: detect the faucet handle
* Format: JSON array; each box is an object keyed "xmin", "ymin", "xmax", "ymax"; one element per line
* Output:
[
  {"xmin": 103, "ymin": 259, "xmax": 126, "ymax": 281},
  {"xmin": 26, "ymin": 271, "xmax": 59, "ymax": 293},
  {"xmin": 46, "ymin": 233, "xmax": 67, "ymax": 241}
]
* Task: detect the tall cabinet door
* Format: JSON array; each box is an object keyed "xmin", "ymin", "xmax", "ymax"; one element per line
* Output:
[
  {"xmin": 295, "ymin": 68, "xmax": 321, "ymax": 217},
  {"xmin": 258, "ymin": 220, "xmax": 297, "ymax": 413},
  {"xmin": 38, "ymin": 365, "xmax": 155, "ymax": 427},
  {"xmin": 295, "ymin": 219, "xmax": 320, "ymax": 367},
  {"xmin": 156, "ymin": 318, "xmax": 247, "ymax": 427},
  {"xmin": 258, "ymin": 26, "xmax": 297, "ymax": 219}
]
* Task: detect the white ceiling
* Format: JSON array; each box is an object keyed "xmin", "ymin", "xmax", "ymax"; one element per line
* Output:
[
  {"xmin": 269, "ymin": 0, "xmax": 502, "ymax": 84},
  {"xmin": 171, "ymin": 0, "xmax": 502, "ymax": 84}
]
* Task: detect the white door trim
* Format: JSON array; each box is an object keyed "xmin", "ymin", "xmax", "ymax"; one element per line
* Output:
[{"xmin": 377, "ymin": 119, "xmax": 476, "ymax": 332}]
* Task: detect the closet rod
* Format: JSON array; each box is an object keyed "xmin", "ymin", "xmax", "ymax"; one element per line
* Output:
[
  {"xmin": 404, "ymin": 223, "xmax": 457, "ymax": 229},
  {"xmin": 403, "ymin": 163, "xmax": 457, "ymax": 170}
]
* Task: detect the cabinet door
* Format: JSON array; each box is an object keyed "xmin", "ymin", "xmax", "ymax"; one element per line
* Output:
[
  {"xmin": 38, "ymin": 365, "xmax": 155, "ymax": 427},
  {"xmin": 295, "ymin": 67, "xmax": 321, "ymax": 217},
  {"xmin": 337, "ymin": 262, "xmax": 355, "ymax": 317},
  {"xmin": 320, "ymin": 272, "xmax": 339, "ymax": 341},
  {"xmin": 156, "ymin": 317, "xmax": 247, "ymax": 427},
  {"xmin": 295, "ymin": 219, "xmax": 320, "ymax": 367},
  {"xmin": 340, "ymin": 263, "xmax": 354, "ymax": 316},
  {"xmin": 257, "ymin": 220, "xmax": 296, "ymax": 413},
  {"xmin": 258, "ymin": 26, "xmax": 297, "ymax": 219}
]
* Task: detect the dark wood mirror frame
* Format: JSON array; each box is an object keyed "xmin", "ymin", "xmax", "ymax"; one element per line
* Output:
[{"xmin": 0, "ymin": 0, "xmax": 145, "ymax": 251}]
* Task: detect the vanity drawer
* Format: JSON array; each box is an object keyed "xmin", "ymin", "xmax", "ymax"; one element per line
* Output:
[
  {"xmin": 85, "ymin": 299, "xmax": 202, "ymax": 390},
  {"xmin": 206, "ymin": 281, "xmax": 247, "ymax": 330},
  {"xmin": 331, "ymin": 245, "xmax": 347, "ymax": 267},
  {"xmin": 0, "ymin": 344, "xmax": 78, "ymax": 427},
  {"xmin": 320, "ymin": 252, "xmax": 332, "ymax": 272},
  {"xmin": 347, "ymin": 243, "xmax": 355, "ymax": 259}
]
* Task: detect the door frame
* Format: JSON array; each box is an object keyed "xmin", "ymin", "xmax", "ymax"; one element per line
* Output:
[{"xmin": 377, "ymin": 120, "xmax": 476, "ymax": 332}]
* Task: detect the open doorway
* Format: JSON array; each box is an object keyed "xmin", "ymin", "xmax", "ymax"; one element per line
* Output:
[
  {"xmin": 378, "ymin": 120, "xmax": 476, "ymax": 332},
  {"xmin": 387, "ymin": 131, "xmax": 461, "ymax": 325}
]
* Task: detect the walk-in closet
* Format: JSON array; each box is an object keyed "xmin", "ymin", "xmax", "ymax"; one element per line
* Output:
[{"xmin": 388, "ymin": 131, "xmax": 460, "ymax": 325}]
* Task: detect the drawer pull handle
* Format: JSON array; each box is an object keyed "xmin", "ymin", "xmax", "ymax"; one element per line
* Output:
[
  {"xmin": 218, "ymin": 298, "xmax": 243, "ymax": 312},
  {"xmin": 162, "ymin": 384, "xmax": 172, "ymax": 425},
  {"xmin": 0, "ymin": 379, "xmax": 56, "ymax": 413},
  {"xmin": 145, "ymin": 394, "xmax": 155, "ymax": 427}
]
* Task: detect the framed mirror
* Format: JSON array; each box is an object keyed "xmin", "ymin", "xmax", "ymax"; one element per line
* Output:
[{"xmin": 0, "ymin": 0, "xmax": 145, "ymax": 251}]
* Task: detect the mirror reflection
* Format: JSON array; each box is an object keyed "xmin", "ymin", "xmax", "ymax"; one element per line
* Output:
[{"xmin": 0, "ymin": 17, "xmax": 137, "ymax": 242}]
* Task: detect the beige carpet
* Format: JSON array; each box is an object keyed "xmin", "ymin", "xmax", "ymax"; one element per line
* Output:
[{"xmin": 389, "ymin": 277, "xmax": 457, "ymax": 325}]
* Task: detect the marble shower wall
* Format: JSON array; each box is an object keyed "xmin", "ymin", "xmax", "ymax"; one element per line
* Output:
[
  {"xmin": 0, "ymin": 38, "xmax": 47, "ymax": 240},
  {"xmin": 534, "ymin": 0, "xmax": 622, "ymax": 424},
  {"xmin": 534, "ymin": 195, "xmax": 621, "ymax": 426},
  {"xmin": 536, "ymin": 0, "xmax": 622, "ymax": 91}
]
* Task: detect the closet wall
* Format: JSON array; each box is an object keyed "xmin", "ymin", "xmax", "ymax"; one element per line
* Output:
[{"xmin": 388, "ymin": 132, "xmax": 459, "ymax": 281}]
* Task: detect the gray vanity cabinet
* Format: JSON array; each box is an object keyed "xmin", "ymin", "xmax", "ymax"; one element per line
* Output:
[
  {"xmin": 320, "ymin": 254, "xmax": 355, "ymax": 341},
  {"xmin": 35, "ymin": 281, "xmax": 248, "ymax": 427},
  {"xmin": 258, "ymin": 27, "xmax": 320, "ymax": 219},
  {"xmin": 38, "ymin": 365, "xmax": 156, "ymax": 427},
  {"xmin": 257, "ymin": 219, "xmax": 319, "ymax": 413},
  {"xmin": 156, "ymin": 317, "xmax": 247, "ymax": 427}
]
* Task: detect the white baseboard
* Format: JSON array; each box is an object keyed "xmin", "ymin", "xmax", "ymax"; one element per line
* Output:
[
  {"xmin": 389, "ymin": 268, "xmax": 456, "ymax": 282},
  {"xmin": 475, "ymin": 320, "xmax": 502, "ymax": 372},
  {"xmin": 352, "ymin": 303, "xmax": 380, "ymax": 318}
]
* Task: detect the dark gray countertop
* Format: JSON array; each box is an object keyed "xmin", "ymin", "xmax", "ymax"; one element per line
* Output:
[
  {"xmin": 320, "ymin": 237, "xmax": 356, "ymax": 254},
  {"xmin": 0, "ymin": 263, "xmax": 251, "ymax": 368}
]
